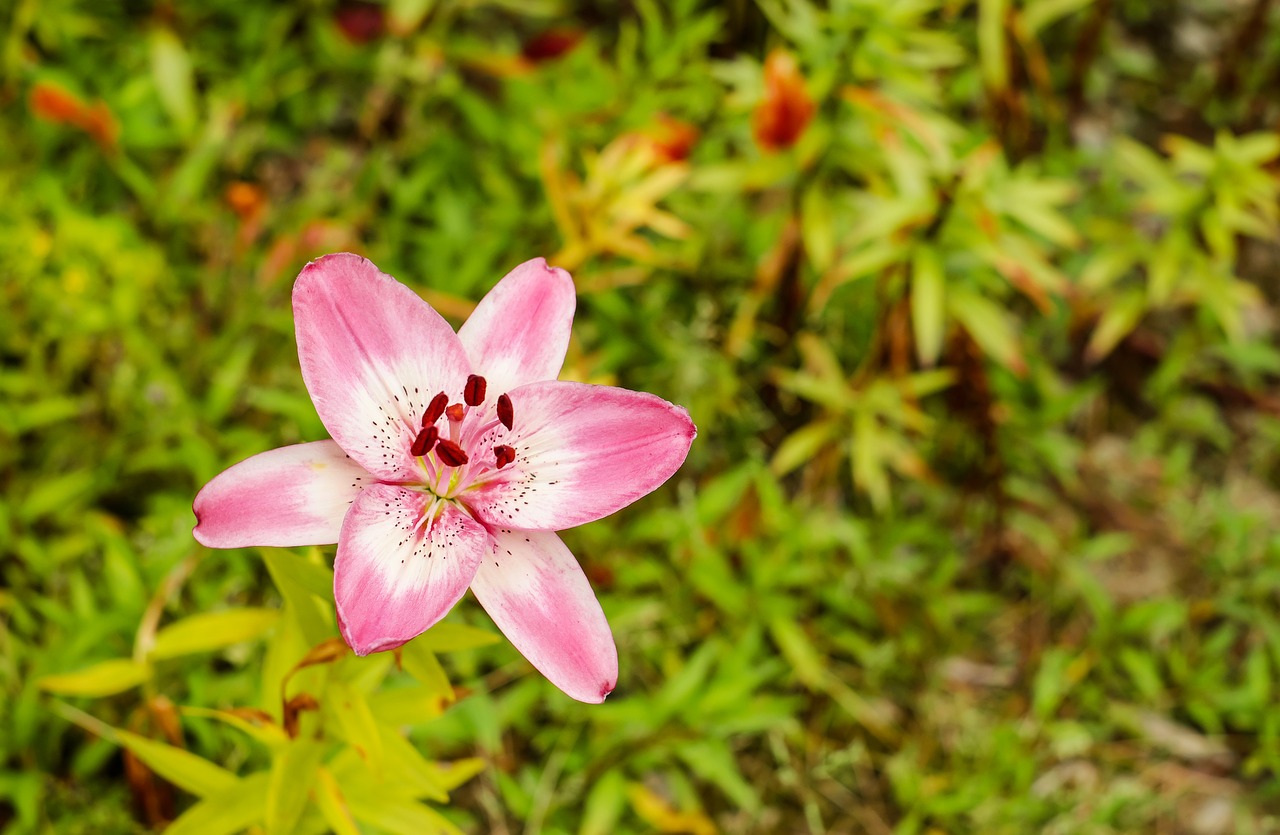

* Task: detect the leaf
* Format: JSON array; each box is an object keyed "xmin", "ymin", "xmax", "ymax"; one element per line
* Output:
[
  {"xmin": 150, "ymin": 608, "xmax": 280, "ymax": 660},
  {"xmin": 398, "ymin": 640, "xmax": 454, "ymax": 701},
  {"xmin": 149, "ymin": 27, "xmax": 197, "ymax": 137},
  {"xmin": 801, "ymin": 185, "xmax": 836, "ymax": 272},
  {"xmin": 347, "ymin": 794, "xmax": 462, "ymax": 835},
  {"xmin": 266, "ymin": 737, "xmax": 325, "ymax": 835},
  {"xmin": 415, "ymin": 623, "xmax": 501, "ymax": 653},
  {"xmin": 1084, "ymin": 288, "xmax": 1146, "ymax": 363},
  {"xmin": 948, "ymin": 287, "xmax": 1027, "ymax": 375},
  {"xmin": 625, "ymin": 783, "xmax": 715, "ymax": 835},
  {"xmin": 579, "ymin": 768, "xmax": 627, "ymax": 835},
  {"xmin": 52, "ymin": 703, "xmax": 238, "ymax": 798},
  {"xmin": 978, "ymin": 0, "xmax": 1009, "ymax": 91},
  {"xmin": 769, "ymin": 617, "xmax": 825, "ymax": 690},
  {"xmin": 314, "ymin": 767, "xmax": 361, "ymax": 835},
  {"xmin": 367, "ymin": 683, "xmax": 450, "ymax": 726},
  {"xmin": 262, "ymin": 550, "xmax": 334, "ymax": 647},
  {"xmin": 1023, "ymin": 0, "xmax": 1096, "ymax": 35},
  {"xmin": 674, "ymin": 740, "xmax": 760, "ymax": 813},
  {"xmin": 38, "ymin": 659, "xmax": 151, "ymax": 697},
  {"xmin": 326, "ymin": 681, "xmax": 384, "ymax": 774},
  {"xmin": 852, "ymin": 409, "xmax": 890, "ymax": 511},
  {"xmin": 771, "ymin": 419, "xmax": 840, "ymax": 476},
  {"xmin": 166, "ymin": 772, "xmax": 270, "ymax": 835},
  {"xmin": 910, "ymin": 245, "xmax": 947, "ymax": 367},
  {"xmin": 180, "ymin": 706, "xmax": 290, "ymax": 748}
]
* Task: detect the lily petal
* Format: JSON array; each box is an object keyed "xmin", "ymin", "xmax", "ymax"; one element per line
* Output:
[
  {"xmin": 293, "ymin": 253, "xmax": 471, "ymax": 481},
  {"xmin": 335, "ymin": 483, "xmax": 488, "ymax": 655},
  {"xmin": 471, "ymin": 529, "xmax": 617, "ymax": 703},
  {"xmin": 467, "ymin": 381, "xmax": 696, "ymax": 530},
  {"xmin": 457, "ymin": 258, "xmax": 575, "ymax": 395},
  {"xmin": 193, "ymin": 441, "xmax": 368, "ymax": 548}
]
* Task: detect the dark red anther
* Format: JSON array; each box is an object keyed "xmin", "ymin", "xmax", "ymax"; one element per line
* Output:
[
  {"xmin": 496, "ymin": 393, "xmax": 513, "ymax": 430},
  {"xmin": 410, "ymin": 425, "xmax": 438, "ymax": 457},
  {"xmin": 435, "ymin": 439, "xmax": 469, "ymax": 467},
  {"xmin": 493, "ymin": 445, "xmax": 516, "ymax": 469},
  {"xmin": 445, "ymin": 403, "xmax": 465, "ymax": 422},
  {"xmin": 464, "ymin": 374, "xmax": 487, "ymax": 407},
  {"xmin": 423, "ymin": 392, "xmax": 449, "ymax": 426}
]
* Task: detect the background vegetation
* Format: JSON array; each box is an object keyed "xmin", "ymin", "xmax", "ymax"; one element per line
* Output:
[{"xmin": 4, "ymin": 0, "xmax": 1280, "ymax": 832}]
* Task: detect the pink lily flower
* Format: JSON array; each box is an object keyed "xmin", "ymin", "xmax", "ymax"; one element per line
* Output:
[{"xmin": 193, "ymin": 254, "xmax": 695, "ymax": 703}]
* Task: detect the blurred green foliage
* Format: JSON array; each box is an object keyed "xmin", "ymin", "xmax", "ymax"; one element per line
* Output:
[{"xmin": 4, "ymin": 0, "xmax": 1280, "ymax": 832}]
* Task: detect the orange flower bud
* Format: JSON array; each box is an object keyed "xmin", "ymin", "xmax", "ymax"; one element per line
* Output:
[
  {"xmin": 521, "ymin": 28, "xmax": 583, "ymax": 63},
  {"xmin": 752, "ymin": 49, "xmax": 814, "ymax": 153},
  {"xmin": 225, "ymin": 181, "xmax": 266, "ymax": 221},
  {"xmin": 29, "ymin": 82, "xmax": 119, "ymax": 150},
  {"xmin": 648, "ymin": 114, "xmax": 699, "ymax": 164}
]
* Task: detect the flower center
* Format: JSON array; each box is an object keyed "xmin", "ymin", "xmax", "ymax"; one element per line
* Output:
[{"xmin": 408, "ymin": 374, "xmax": 516, "ymax": 499}]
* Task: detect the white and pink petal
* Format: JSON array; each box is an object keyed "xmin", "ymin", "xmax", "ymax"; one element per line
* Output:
[
  {"xmin": 334, "ymin": 483, "xmax": 488, "ymax": 655},
  {"xmin": 293, "ymin": 253, "xmax": 472, "ymax": 482},
  {"xmin": 466, "ymin": 381, "xmax": 696, "ymax": 531},
  {"xmin": 457, "ymin": 258, "xmax": 576, "ymax": 396},
  {"xmin": 193, "ymin": 441, "xmax": 368, "ymax": 548},
  {"xmin": 470, "ymin": 529, "xmax": 617, "ymax": 703}
]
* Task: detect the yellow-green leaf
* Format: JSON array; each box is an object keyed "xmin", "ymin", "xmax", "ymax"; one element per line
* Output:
[
  {"xmin": 327, "ymin": 681, "xmax": 383, "ymax": 774},
  {"xmin": 399, "ymin": 640, "xmax": 454, "ymax": 701},
  {"xmin": 1085, "ymin": 288, "xmax": 1146, "ymax": 363},
  {"xmin": 978, "ymin": 0, "xmax": 1009, "ymax": 90},
  {"xmin": 347, "ymin": 795, "xmax": 462, "ymax": 835},
  {"xmin": 149, "ymin": 27, "xmax": 197, "ymax": 137},
  {"xmin": 266, "ymin": 737, "xmax": 325, "ymax": 835},
  {"xmin": 38, "ymin": 659, "xmax": 151, "ymax": 697},
  {"xmin": 315, "ymin": 766, "xmax": 362, "ymax": 835},
  {"xmin": 52, "ymin": 703, "xmax": 237, "ymax": 798},
  {"xmin": 771, "ymin": 420, "xmax": 840, "ymax": 476},
  {"xmin": 151, "ymin": 608, "xmax": 280, "ymax": 660},
  {"xmin": 415, "ymin": 623, "xmax": 501, "ymax": 653},
  {"xmin": 910, "ymin": 245, "xmax": 947, "ymax": 367},
  {"xmin": 948, "ymin": 287, "xmax": 1027, "ymax": 375},
  {"xmin": 166, "ymin": 771, "xmax": 270, "ymax": 835}
]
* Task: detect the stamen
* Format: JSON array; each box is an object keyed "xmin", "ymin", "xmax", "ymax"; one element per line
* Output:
[
  {"xmin": 464, "ymin": 374, "xmax": 487, "ymax": 407},
  {"xmin": 410, "ymin": 426, "xmax": 438, "ymax": 457},
  {"xmin": 497, "ymin": 393, "xmax": 513, "ymax": 430},
  {"xmin": 423, "ymin": 392, "xmax": 449, "ymax": 426},
  {"xmin": 493, "ymin": 445, "xmax": 516, "ymax": 469},
  {"xmin": 446, "ymin": 403, "xmax": 466, "ymax": 422},
  {"xmin": 435, "ymin": 439, "xmax": 469, "ymax": 467}
]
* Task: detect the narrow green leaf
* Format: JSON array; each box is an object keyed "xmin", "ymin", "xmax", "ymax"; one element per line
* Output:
[
  {"xmin": 266, "ymin": 738, "xmax": 325, "ymax": 835},
  {"xmin": 1023, "ymin": 0, "xmax": 1095, "ymax": 35},
  {"xmin": 166, "ymin": 772, "xmax": 270, "ymax": 835},
  {"xmin": 347, "ymin": 795, "xmax": 462, "ymax": 835},
  {"xmin": 978, "ymin": 0, "xmax": 1009, "ymax": 90},
  {"xmin": 315, "ymin": 767, "xmax": 362, "ymax": 835},
  {"xmin": 910, "ymin": 246, "xmax": 947, "ymax": 367},
  {"xmin": 149, "ymin": 27, "xmax": 197, "ymax": 137},
  {"xmin": 801, "ymin": 186, "xmax": 835, "ymax": 272},
  {"xmin": 579, "ymin": 768, "xmax": 627, "ymax": 835},
  {"xmin": 151, "ymin": 608, "xmax": 280, "ymax": 661},
  {"xmin": 1084, "ymin": 288, "xmax": 1146, "ymax": 363},
  {"xmin": 52, "ymin": 703, "xmax": 237, "ymax": 798},
  {"xmin": 262, "ymin": 550, "xmax": 334, "ymax": 647},
  {"xmin": 948, "ymin": 287, "xmax": 1027, "ymax": 374},
  {"xmin": 38, "ymin": 659, "xmax": 151, "ymax": 697},
  {"xmin": 768, "ymin": 617, "xmax": 825, "ymax": 690},
  {"xmin": 180, "ymin": 706, "xmax": 290, "ymax": 748},
  {"xmin": 326, "ymin": 681, "xmax": 384, "ymax": 774},
  {"xmin": 771, "ymin": 420, "xmax": 840, "ymax": 476},
  {"xmin": 415, "ymin": 623, "xmax": 501, "ymax": 653},
  {"xmin": 674, "ymin": 740, "xmax": 760, "ymax": 813},
  {"xmin": 399, "ymin": 640, "xmax": 454, "ymax": 701}
]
